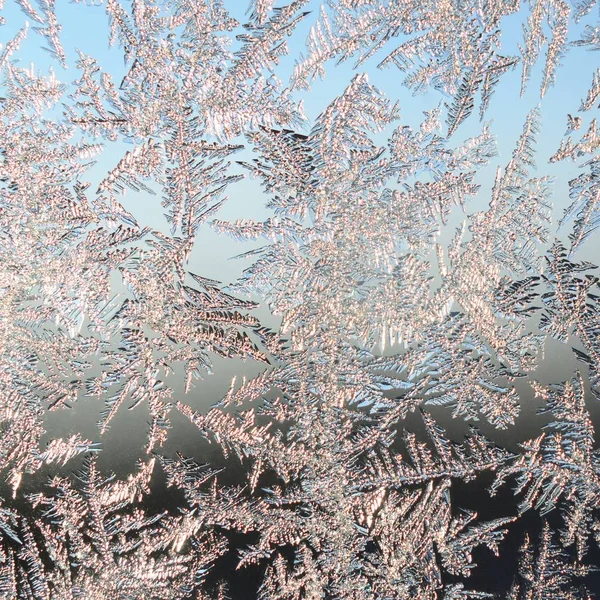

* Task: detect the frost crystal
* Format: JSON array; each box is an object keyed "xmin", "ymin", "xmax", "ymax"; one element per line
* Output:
[{"xmin": 0, "ymin": 0, "xmax": 599, "ymax": 598}]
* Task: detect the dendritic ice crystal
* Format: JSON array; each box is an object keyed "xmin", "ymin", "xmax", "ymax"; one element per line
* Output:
[{"xmin": 0, "ymin": 0, "xmax": 600, "ymax": 598}]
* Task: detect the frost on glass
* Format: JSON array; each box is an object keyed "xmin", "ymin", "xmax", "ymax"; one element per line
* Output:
[{"xmin": 0, "ymin": 0, "xmax": 599, "ymax": 598}]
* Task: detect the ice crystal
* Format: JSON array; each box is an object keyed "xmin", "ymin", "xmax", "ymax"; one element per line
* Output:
[
  {"xmin": 508, "ymin": 522, "xmax": 593, "ymax": 599},
  {"xmin": 492, "ymin": 374, "xmax": 600, "ymax": 560},
  {"xmin": 0, "ymin": 0, "xmax": 599, "ymax": 597}
]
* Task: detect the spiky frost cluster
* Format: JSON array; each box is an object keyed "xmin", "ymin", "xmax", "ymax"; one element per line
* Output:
[{"xmin": 0, "ymin": 0, "xmax": 600, "ymax": 598}]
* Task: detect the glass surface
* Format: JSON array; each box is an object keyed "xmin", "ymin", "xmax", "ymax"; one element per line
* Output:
[{"xmin": 1, "ymin": 0, "xmax": 600, "ymax": 597}]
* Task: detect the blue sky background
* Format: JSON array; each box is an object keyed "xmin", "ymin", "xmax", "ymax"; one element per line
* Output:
[{"xmin": 1, "ymin": 0, "xmax": 597, "ymax": 265}]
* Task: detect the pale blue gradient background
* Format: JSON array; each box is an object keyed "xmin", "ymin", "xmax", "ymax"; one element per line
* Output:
[{"xmin": 1, "ymin": 0, "xmax": 599, "ymax": 479}]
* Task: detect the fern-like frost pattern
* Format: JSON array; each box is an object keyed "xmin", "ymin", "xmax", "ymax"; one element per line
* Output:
[{"xmin": 0, "ymin": 0, "xmax": 599, "ymax": 598}]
